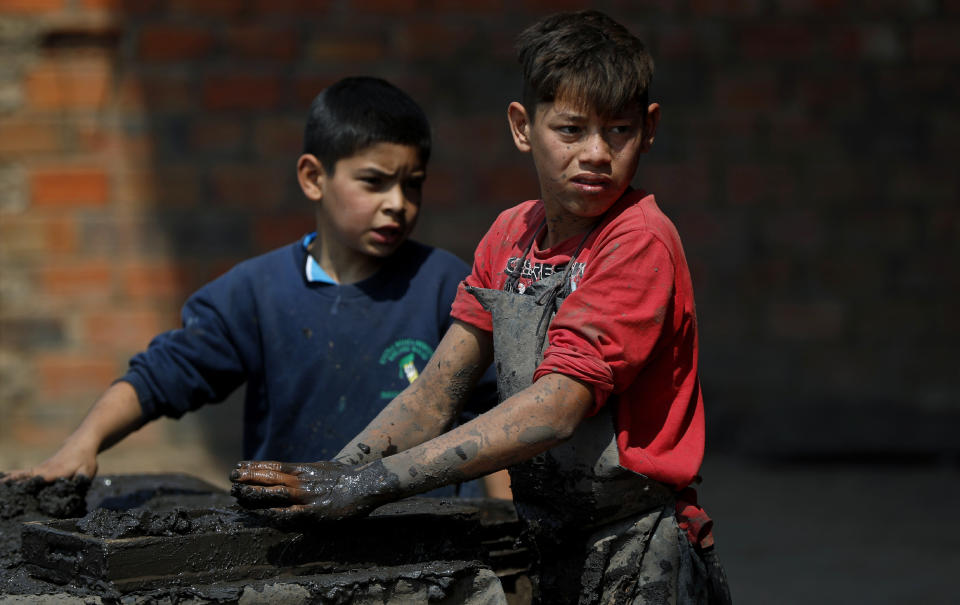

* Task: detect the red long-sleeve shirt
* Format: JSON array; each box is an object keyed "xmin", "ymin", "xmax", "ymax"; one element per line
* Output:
[{"xmin": 451, "ymin": 189, "xmax": 705, "ymax": 490}]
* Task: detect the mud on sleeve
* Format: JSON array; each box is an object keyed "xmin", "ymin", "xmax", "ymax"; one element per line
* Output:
[{"xmin": 535, "ymin": 231, "xmax": 675, "ymax": 415}]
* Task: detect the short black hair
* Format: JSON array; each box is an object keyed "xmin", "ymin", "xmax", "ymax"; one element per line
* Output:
[
  {"xmin": 516, "ymin": 10, "xmax": 654, "ymax": 120},
  {"xmin": 303, "ymin": 77, "xmax": 431, "ymax": 173}
]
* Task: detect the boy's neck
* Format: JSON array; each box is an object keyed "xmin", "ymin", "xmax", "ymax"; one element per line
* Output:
[
  {"xmin": 540, "ymin": 210, "xmax": 601, "ymax": 249},
  {"xmin": 538, "ymin": 185, "xmax": 636, "ymax": 248},
  {"xmin": 308, "ymin": 238, "xmax": 385, "ymax": 285}
]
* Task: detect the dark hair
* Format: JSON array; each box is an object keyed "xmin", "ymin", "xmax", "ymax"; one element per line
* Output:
[
  {"xmin": 516, "ymin": 10, "xmax": 654, "ymax": 120},
  {"xmin": 303, "ymin": 77, "xmax": 431, "ymax": 173}
]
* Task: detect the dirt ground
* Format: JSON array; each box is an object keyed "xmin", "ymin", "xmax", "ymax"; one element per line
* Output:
[{"xmin": 3, "ymin": 427, "xmax": 958, "ymax": 604}]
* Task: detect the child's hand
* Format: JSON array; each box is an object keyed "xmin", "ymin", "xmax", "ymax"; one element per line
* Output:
[
  {"xmin": 230, "ymin": 460, "xmax": 397, "ymax": 520},
  {"xmin": 5, "ymin": 439, "xmax": 98, "ymax": 482}
]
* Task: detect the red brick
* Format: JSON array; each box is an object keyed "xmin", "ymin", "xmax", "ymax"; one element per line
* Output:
[
  {"xmin": 767, "ymin": 114, "xmax": 839, "ymax": 157},
  {"xmin": 202, "ymin": 75, "xmax": 282, "ymax": 111},
  {"xmin": 224, "ymin": 25, "xmax": 300, "ymax": 62},
  {"xmin": 930, "ymin": 112, "xmax": 960, "ymax": 154},
  {"xmin": 252, "ymin": 117, "xmax": 304, "ymax": 156},
  {"xmin": 84, "ymin": 308, "xmax": 172, "ymax": 351},
  {"xmin": 11, "ymin": 419, "xmax": 74, "ymax": 448},
  {"xmin": 250, "ymin": 0, "xmax": 334, "ymax": 13},
  {"xmin": 44, "ymin": 215, "xmax": 80, "ymax": 255},
  {"xmin": 0, "ymin": 217, "xmax": 45, "ymax": 256},
  {"xmin": 79, "ymin": 0, "xmax": 121, "ymax": 8},
  {"xmin": 23, "ymin": 57, "xmax": 112, "ymax": 111},
  {"xmin": 858, "ymin": 0, "xmax": 937, "ymax": 16},
  {"xmin": 0, "ymin": 119, "xmax": 62, "ymax": 155},
  {"xmin": 689, "ymin": 0, "xmax": 763, "ymax": 16},
  {"xmin": 714, "ymin": 71, "xmax": 779, "ymax": 113},
  {"xmin": 208, "ymin": 164, "xmax": 285, "ymax": 208},
  {"xmin": 397, "ymin": 22, "xmax": 476, "ymax": 58},
  {"xmin": 640, "ymin": 161, "xmax": 713, "ymax": 208},
  {"xmin": 138, "ymin": 25, "xmax": 215, "ymax": 61},
  {"xmin": 796, "ymin": 72, "xmax": 865, "ymax": 111},
  {"xmin": 85, "ymin": 0, "xmax": 162, "ymax": 11},
  {"xmin": 828, "ymin": 24, "xmax": 902, "ymax": 62},
  {"xmin": 189, "ymin": 119, "xmax": 248, "ymax": 153},
  {"xmin": 766, "ymin": 300, "xmax": 846, "ymax": 343},
  {"xmin": 120, "ymin": 261, "xmax": 192, "ymax": 301},
  {"xmin": 292, "ymin": 75, "xmax": 341, "ymax": 108},
  {"xmin": 657, "ymin": 26, "xmax": 702, "ymax": 59},
  {"xmin": 521, "ymin": 0, "xmax": 591, "ymax": 10},
  {"xmin": 0, "ymin": 0, "xmax": 64, "ymax": 13},
  {"xmin": 350, "ymin": 0, "xmax": 419, "ymax": 12},
  {"xmin": 726, "ymin": 163, "xmax": 797, "ymax": 206},
  {"xmin": 476, "ymin": 164, "xmax": 538, "ymax": 206},
  {"xmin": 429, "ymin": 0, "xmax": 503, "ymax": 10},
  {"xmin": 38, "ymin": 260, "xmax": 113, "ymax": 299},
  {"xmin": 114, "ymin": 166, "xmax": 202, "ymax": 209},
  {"xmin": 203, "ymin": 260, "xmax": 237, "ymax": 283},
  {"xmin": 168, "ymin": 0, "xmax": 245, "ymax": 16},
  {"xmin": 31, "ymin": 167, "xmax": 110, "ymax": 207},
  {"xmin": 35, "ymin": 352, "xmax": 120, "ymax": 400},
  {"xmin": 75, "ymin": 121, "xmax": 152, "ymax": 159},
  {"xmin": 688, "ymin": 114, "xmax": 757, "ymax": 157},
  {"xmin": 773, "ymin": 0, "xmax": 846, "ymax": 14},
  {"xmin": 433, "ymin": 114, "xmax": 508, "ymax": 162},
  {"xmin": 737, "ymin": 23, "xmax": 816, "ymax": 60},
  {"xmin": 910, "ymin": 23, "xmax": 960, "ymax": 61},
  {"xmin": 744, "ymin": 257, "xmax": 796, "ymax": 293},
  {"xmin": 305, "ymin": 37, "xmax": 386, "ymax": 63},
  {"xmin": 252, "ymin": 213, "xmax": 315, "ymax": 250},
  {"xmin": 761, "ymin": 209, "xmax": 825, "ymax": 255},
  {"xmin": 420, "ymin": 167, "xmax": 461, "ymax": 207},
  {"xmin": 118, "ymin": 74, "xmax": 194, "ymax": 112},
  {"xmin": 844, "ymin": 209, "xmax": 919, "ymax": 252},
  {"xmin": 888, "ymin": 165, "xmax": 957, "ymax": 204}
]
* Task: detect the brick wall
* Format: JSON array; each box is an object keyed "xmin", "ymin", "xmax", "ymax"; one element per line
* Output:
[{"xmin": 1, "ymin": 1, "xmax": 957, "ymax": 468}]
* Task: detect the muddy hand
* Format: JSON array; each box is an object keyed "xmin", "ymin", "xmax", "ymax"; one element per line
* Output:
[{"xmin": 230, "ymin": 460, "xmax": 393, "ymax": 520}]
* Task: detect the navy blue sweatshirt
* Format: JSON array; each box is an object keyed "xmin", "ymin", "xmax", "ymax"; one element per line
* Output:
[{"xmin": 122, "ymin": 239, "xmax": 496, "ymax": 465}]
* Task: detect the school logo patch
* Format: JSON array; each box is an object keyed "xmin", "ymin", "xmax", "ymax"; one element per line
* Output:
[{"xmin": 378, "ymin": 338, "xmax": 435, "ymax": 399}]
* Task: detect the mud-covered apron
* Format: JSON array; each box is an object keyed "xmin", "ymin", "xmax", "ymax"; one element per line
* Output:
[
  {"xmin": 466, "ymin": 225, "xmax": 717, "ymax": 604},
  {"xmin": 466, "ymin": 223, "xmax": 672, "ymax": 532}
]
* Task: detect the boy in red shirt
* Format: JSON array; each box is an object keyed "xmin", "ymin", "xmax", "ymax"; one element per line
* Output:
[{"xmin": 233, "ymin": 10, "xmax": 731, "ymax": 603}]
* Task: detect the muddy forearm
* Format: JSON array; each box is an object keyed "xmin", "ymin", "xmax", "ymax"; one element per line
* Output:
[
  {"xmin": 334, "ymin": 321, "xmax": 492, "ymax": 466},
  {"xmin": 365, "ymin": 373, "xmax": 593, "ymax": 499},
  {"xmin": 333, "ymin": 378, "xmax": 457, "ymax": 466}
]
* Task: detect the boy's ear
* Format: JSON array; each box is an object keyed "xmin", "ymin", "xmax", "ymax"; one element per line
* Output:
[
  {"xmin": 297, "ymin": 154, "xmax": 326, "ymax": 202},
  {"xmin": 639, "ymin": 103, "xmax": 661, "ymax": 154},
  {"xmin": 507, "ymin": 102, "xmax": 533, "ymax": 153}
]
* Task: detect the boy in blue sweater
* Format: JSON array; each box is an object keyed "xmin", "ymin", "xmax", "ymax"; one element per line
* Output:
[{"xmin": 16, "ymin": 77, "xmax": 500, "ymax": 497}]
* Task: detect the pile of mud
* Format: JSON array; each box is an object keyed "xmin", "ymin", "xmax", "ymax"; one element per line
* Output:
[
  {"xmin": 0, "ymin": 473, "xmax": 89, "ymax": 570},
  {"xmin": 0, "ymin": 473, "xmax": 89, "ymax": 520},
  {"xmin": 0, "ymin": 473, "xmax": 237, "ymax": 599},
  {"xmin": 0, "ymin": 473, "xmax": 531, "ymax": 604}
]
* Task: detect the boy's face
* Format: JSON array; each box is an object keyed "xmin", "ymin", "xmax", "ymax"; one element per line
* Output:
[
  {"xmin": 508, "ymin": 97, "xmax": 659, "ymax": 222},
  {"xmin": 299, "ymin": 142, "xmax": 425, "ymax": 264}
]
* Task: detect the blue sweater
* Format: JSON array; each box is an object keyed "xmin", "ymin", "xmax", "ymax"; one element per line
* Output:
[{"xmin": 122, "ymin": 239, "xmax": 495, "ymax": 466}]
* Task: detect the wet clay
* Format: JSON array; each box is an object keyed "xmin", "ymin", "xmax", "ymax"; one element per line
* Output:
[
  {"xmin": 4, "ymin": 473, "xmax": 530, "ymax": 603},
  {"xmin": 0, "ymin": 473, "xmax": 90, "ymax": 520},
  {"xmin": 75, "ymin": 506, "xmax": 241, "ymax": 539},
  {"xmin": 0, "ymin": 473, "xmax": 232, "ymax": 598},
  {"xmin": 0, "ymin": 473, "xmax": 90, "ymax": 576}
]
